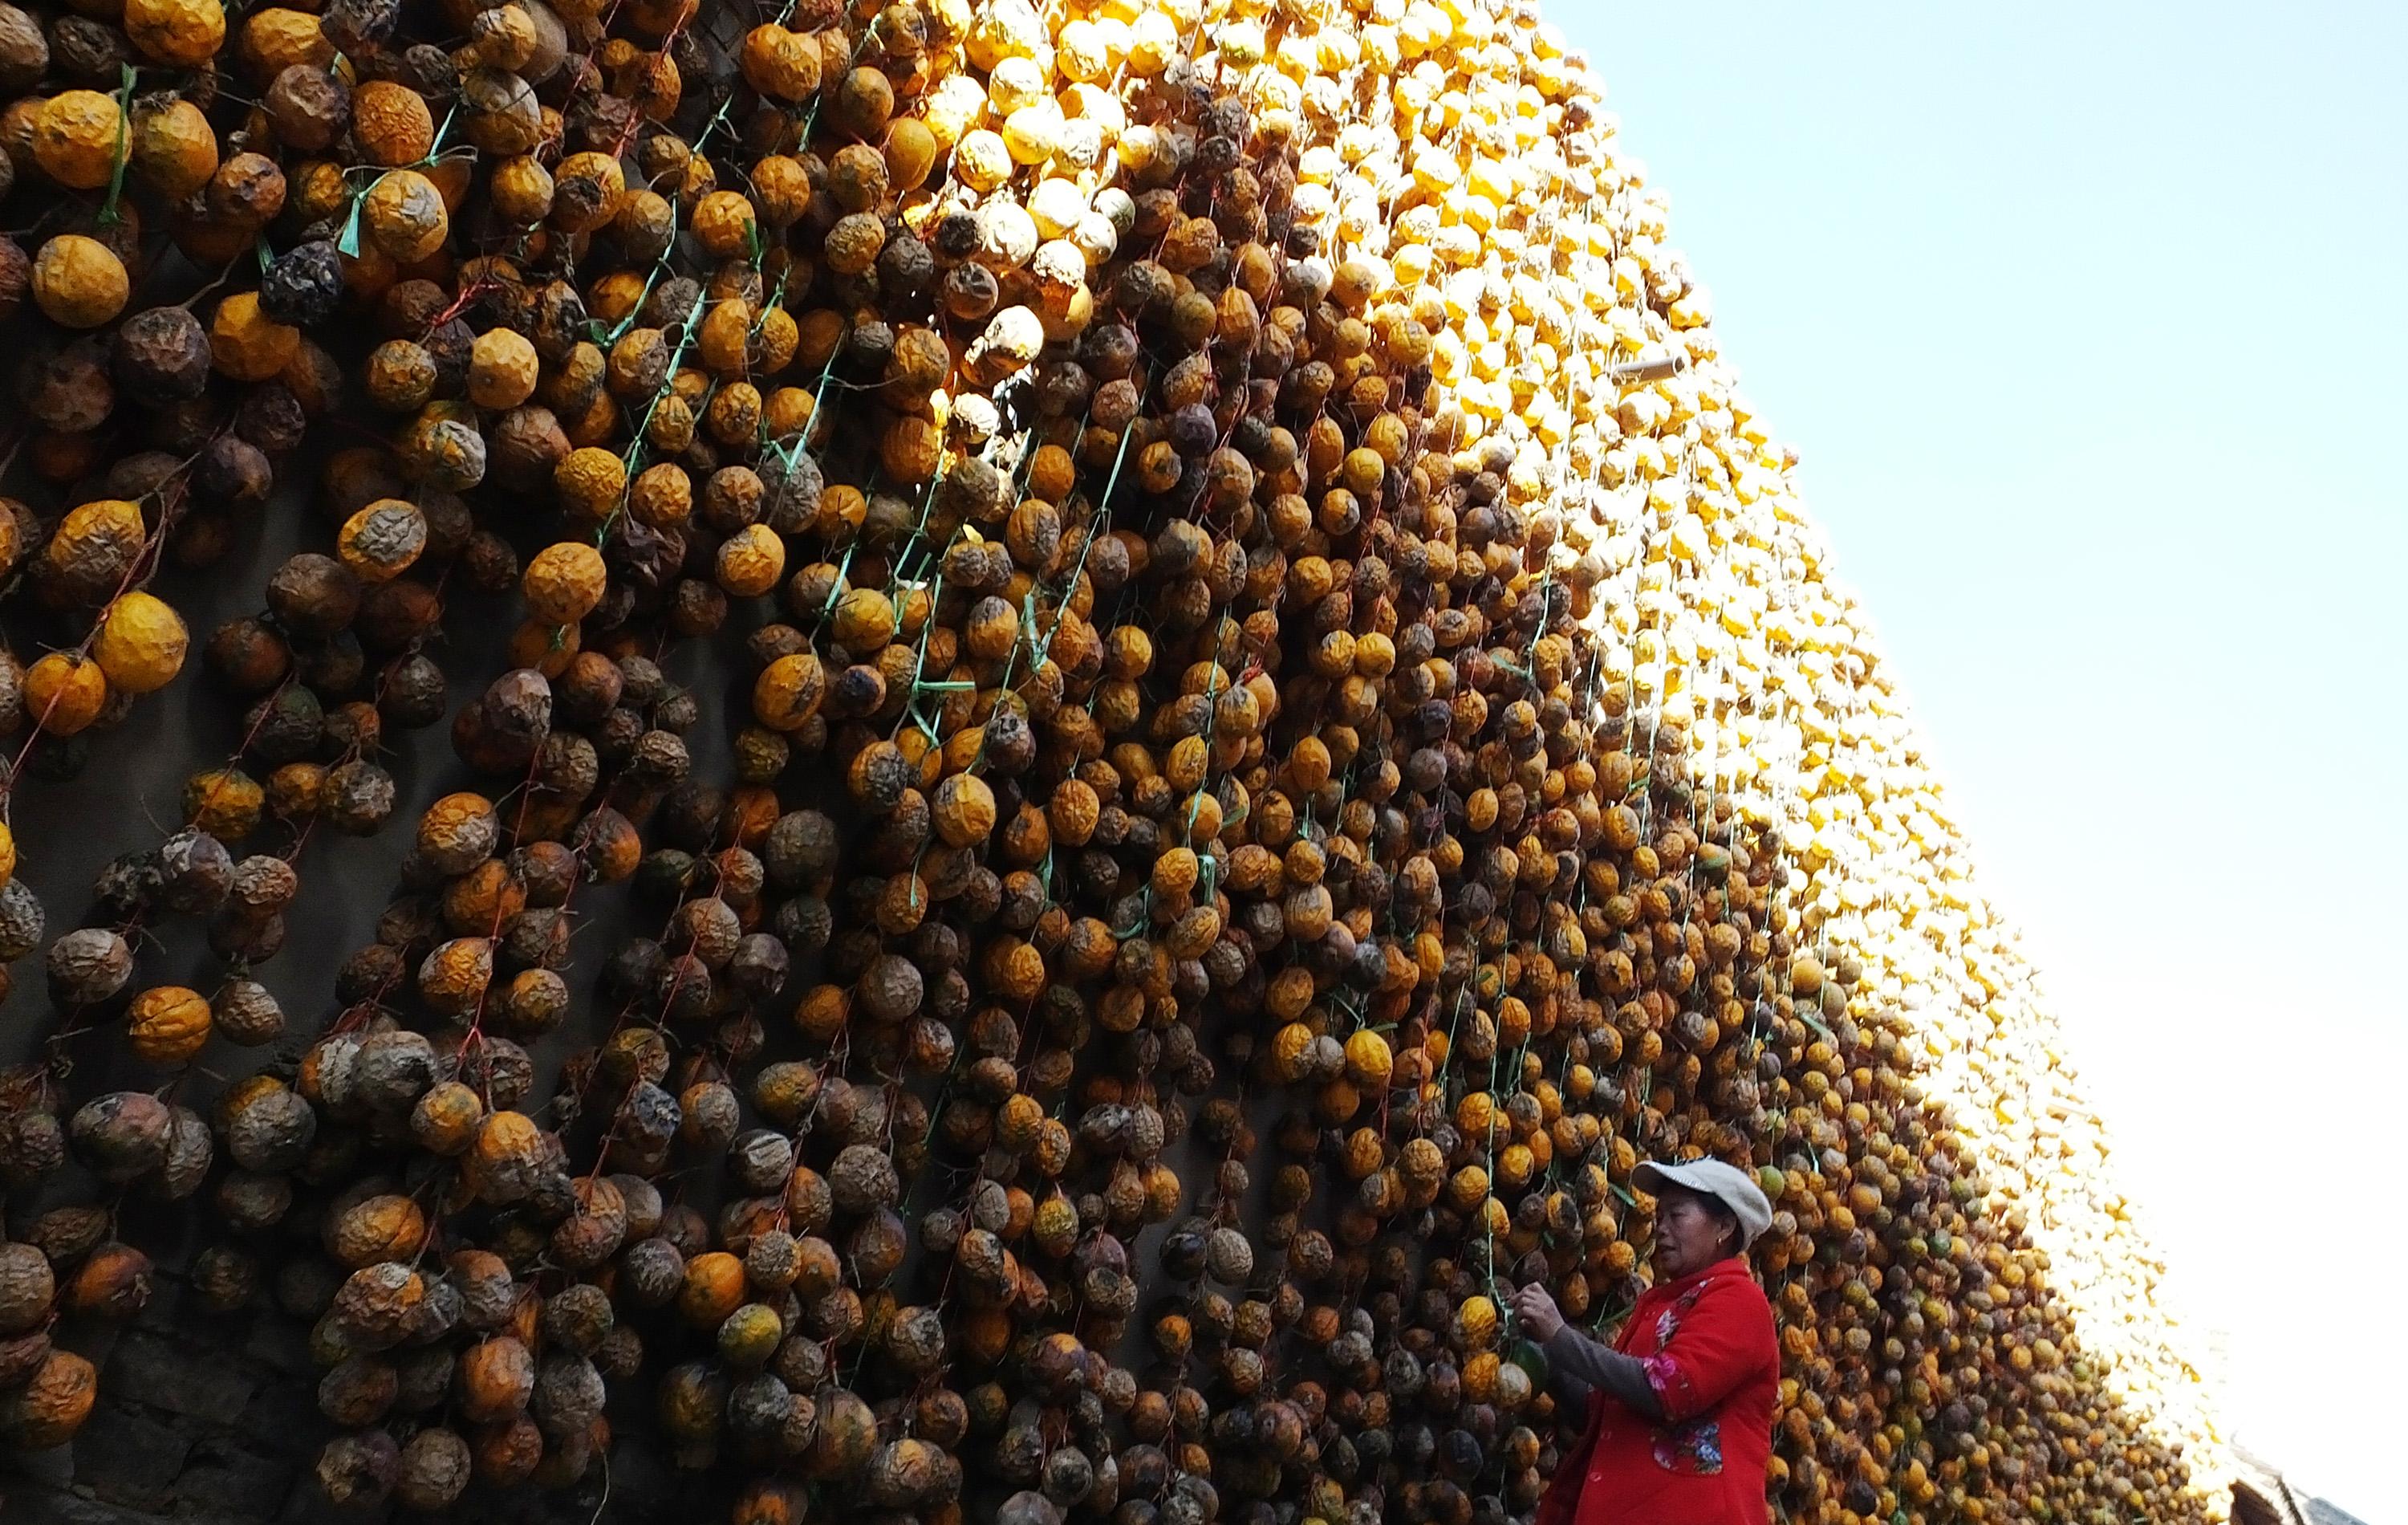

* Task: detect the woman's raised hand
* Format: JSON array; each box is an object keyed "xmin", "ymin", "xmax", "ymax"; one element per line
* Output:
[{"xmin": 1509, "ymin": 1282, "xmax": 1566, "ymax": 1341}]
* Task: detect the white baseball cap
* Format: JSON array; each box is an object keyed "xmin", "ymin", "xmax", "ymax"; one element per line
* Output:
[{"xmin": 1632, "ymin": 1157, "xmax": 1775, "ymax": 1246}]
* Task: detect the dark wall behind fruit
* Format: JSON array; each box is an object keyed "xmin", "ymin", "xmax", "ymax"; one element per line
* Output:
[{"xmin": 0, "ymin": 424, "xmax": 688, "ymax": 1522}]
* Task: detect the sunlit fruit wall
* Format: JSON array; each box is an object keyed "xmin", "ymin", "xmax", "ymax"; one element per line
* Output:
[{"xmin": 0, "ymin": 0, "xmax": 2228, "ymax": 1519}]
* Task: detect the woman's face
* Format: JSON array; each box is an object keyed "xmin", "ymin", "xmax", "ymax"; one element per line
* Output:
[{"xmin": 1651, "ymin": 1187, "xmax": 1736, "ymax": 1279}]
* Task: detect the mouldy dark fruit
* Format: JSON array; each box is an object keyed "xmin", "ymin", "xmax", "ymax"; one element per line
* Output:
[{"xmin": 112, "ymin": 306, "xmax": 213, "ymax": 405}]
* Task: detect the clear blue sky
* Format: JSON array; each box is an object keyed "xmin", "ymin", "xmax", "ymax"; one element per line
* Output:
[{"xmin": 1553, "ymin": 2, "xmax": 2407, "ymax": 1515}]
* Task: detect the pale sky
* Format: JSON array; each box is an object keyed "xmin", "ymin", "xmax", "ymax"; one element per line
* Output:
[{"xmin": 1557, "ymin": 2, "xmax": 2407, "ymax": 1516}]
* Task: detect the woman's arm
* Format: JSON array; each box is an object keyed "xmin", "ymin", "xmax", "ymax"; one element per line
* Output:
[
  {"xmin": 1545, "ymin": 1352, "xmax": 1594, "ymax": 1410},
  {"xmin": 1540, "ymin": 1328, "xmax": 1667, "ymax": 1421},
  {"xmin": 1508, "ymin": 1283, "xmax": 1668, "ymax": 1421},
  {"xmin": 1514, "ymin": 1275, "xmax": 1780, "ymax": 1429}
]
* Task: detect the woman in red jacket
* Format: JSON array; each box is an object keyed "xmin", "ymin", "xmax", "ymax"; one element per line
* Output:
[{"xmin": 1509, "ymin": 1157, "xmax": 1781, "ymax": 1525}]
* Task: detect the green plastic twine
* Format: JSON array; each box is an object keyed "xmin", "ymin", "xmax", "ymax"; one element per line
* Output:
[
  {"xmin": 97, "ymin": 64, "xmax": 136, "ymax": 228},
  {"xmin": 895, "ymin": 582, "xmax": 953, "ymax": 735},
  {"xmin": 337, "ymin": 101, "xmax": 465, "ymax": 258},
  {"xmin": 816, "ymin": 544, "xmax": 858, "ymax": 620}
]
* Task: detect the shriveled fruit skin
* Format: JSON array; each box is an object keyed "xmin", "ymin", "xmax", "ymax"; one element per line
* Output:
[
  {"xmin": 125, "ymin": 984, "xmax": 211, "ymax": 1063},
  {"xmin": 263, "ymin": 63, "xmax": 350, "ymax": 152},
  {"xmin": 129, "ymin": 98, "xmax": 218, "ymax": 197},
  {"xmin": 30, "ymin": 235, "xmax": 128, "ymax": 327},
  {"xmin": 31, "ymin": 90, "xmax": 125, "ymax": 189},
  {"xmin": 23, "ymin": 653, "xmax": 107, "ymax": 736},
  {"xmin": 209, "ymin": 292, "xmax": 300, "ymax": 382},
  {"xmin": 95, "ymin": 592, "xmax": 189, "ymax": 694},
  {"xmin": 113, "ymin": 306, "xmax": 213, "ymax": 405},
  {"xmin": 0, "ymin": 238, "xmax": 27, "ymax": 321},
  {"xmin": 362, "ymin": 169, "xmax": 448, "ymax": 262},
  {"xmin": 258, "ymin": 240, "xmax": 343, "ymax": 327},
  {"xmin": 124, "ymin": 0, "xmax": 226, "ymax": 67},
  {"xmin": 2, "ymin": 1350, "xmax": 96, "ymax": 1447},
  {"xmin": 0, "ymin": 5, "xmax": 47, "ymax": 92}
]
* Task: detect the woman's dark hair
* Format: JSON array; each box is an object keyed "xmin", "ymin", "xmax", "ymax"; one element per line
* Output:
[{"xmin": 1703, "ymin": 1197, "xmax": 1742, "ymax": 1257}]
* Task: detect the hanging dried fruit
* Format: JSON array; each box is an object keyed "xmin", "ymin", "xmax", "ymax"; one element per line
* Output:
[{"xmin": 0, "ymin": 0, "xmax": 2224, "ymax": 1519}]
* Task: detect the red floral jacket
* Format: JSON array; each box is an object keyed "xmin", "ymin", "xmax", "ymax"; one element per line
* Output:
[{"xmin": 1533, "ymin": 1256, "xmax": 1780, "ymax": 1525}]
